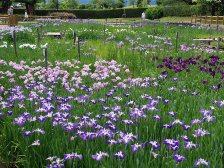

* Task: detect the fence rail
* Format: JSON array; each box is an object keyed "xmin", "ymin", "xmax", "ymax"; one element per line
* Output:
[
  {"xmin": 191, "ymin": 15, "xmax": 224, "ymax": 25},
  {"xmin": 0, "ymin": 15, "xmax": 19, "ymax": 26},
  {"xmin": 0, "ymin": 15, "xmax": 8, "ymax": 25}
]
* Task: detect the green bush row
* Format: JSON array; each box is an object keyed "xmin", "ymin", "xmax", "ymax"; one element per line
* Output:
[
  {"xmin": 1, "ymin": 8, "xmax": 147, "ymax": 19},
  {"xmin": 146, "ymin": 5, "xmax": 205, "ymax": 20}
]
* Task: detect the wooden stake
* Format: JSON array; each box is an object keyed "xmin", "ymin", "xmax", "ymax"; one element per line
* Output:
[
  {"xmin": 77, "ymin": 36, "xmax": 81, "ymax": 61},
  {"xmin": 13, "ymin": 30, "xmax": 18, "ymax": 58},
  {"xmin": 217, "ymin": 37, "xmax": 220, "ymax": 53},
  {"xmin": 73, "ymin": 32, "xmax": 76, "ymax": 46},
  {"xmin": 216, "ymin": 24, "xmax": 219, "ymax": 32},
  {"xmin": 104, "ymin": 24, "xmax": 106, "ymax": 44}
]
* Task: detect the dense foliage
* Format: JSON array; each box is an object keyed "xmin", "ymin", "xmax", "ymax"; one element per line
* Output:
[
  {"xmin": 145, "ymin": 6, "xmax": 163, "ymax": 20},
  {"xmin": 145, "ymin": 5, "xmax": 203, "ymax": 20},
  {"xmin": 3, "ymin": 8, "xmax": 147, "ymax": 18}
]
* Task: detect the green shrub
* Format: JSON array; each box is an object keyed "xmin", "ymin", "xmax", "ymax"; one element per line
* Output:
[
  {"xmin": 145, "ymin": 6, "xmax": 163, "ymax": 20},
  {"xmin": 162, "ymin": 5, "xmax": 204, "ymax": 17},
  {"xmin": 19, "ymin": 8, "xmax": 147, "ymax": 19}
]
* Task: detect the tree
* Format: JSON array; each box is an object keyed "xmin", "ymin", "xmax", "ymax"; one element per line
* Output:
[
  {"xmin": 91, "ymin": 0, "xmax": 115, "ymax": 9},
  {"xmin": 129, "ymin": 0, "xmax": 136, "ymax": 8},
  {"xmin": 193, "ymin": 0, "xmax": 222, "ymax": 15},
  {"xmin": 142, "ymin": 0, "xmax": 150, "ymax": 7},
  {"xmin": 1, "ymin": 0, "xmax": 11, "ymax": 13},
  {"xmin": 46, "ymin": 0, "xmax": 59, "ymax": 9},
  {"xmin": 116, "ymin": 0, "xmax": 125, "ymax": 8},
  {"xmin": 60, "ymin": 0, "xmax": 79, "ymax": 9},
  {"xmin": 157, "ymin": 0, "xmax": 187, "ymax": 5},
  {"xmin": 14, "ymin": 0, "xmax": 40, "ymax": 15},
  {"xmin": 137, "ymin": 0, "xmax": 142, "ymax": 7}
]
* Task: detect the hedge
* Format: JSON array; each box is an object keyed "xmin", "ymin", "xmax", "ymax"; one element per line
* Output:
[
  {"xmin": 1, "ymin": 8, "xmax": 147, "ymax": 18},
  {"xmin": 162, "ymin": 5, "xmax": 205, "ymax": 17},
  {"xmin": 145, "ymin": 5, "xmax": 205, "ymax": 20}
]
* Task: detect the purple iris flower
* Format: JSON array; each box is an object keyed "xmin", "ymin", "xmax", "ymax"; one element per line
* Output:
[
  {"xmin": 13, "ymin": 116, "xmax": 26, "ymax": 126},
  {"xmin": 92, "ymin": 151, "xmax": 109, "ymax": 161},
  {"xmin": 114, "ymin": 151, "xmax": 125, "ymax": 159},
  {"xmin": 193, "ymin": 128, "xmax": 209, "ymax": 137},
  {"xmin": 194, "ymin": 158, "xmax": 209, "ymax": 167},
  {"xmin": 173, "ymin": 154, "xmax": 185, "ymax": 162},
  {"xmin": 163, "ymin": 139, "xmax": 180, "ymax": 151},
  {"xmin": 131, "ymin": 143, "xmax": 142, "ymax": 153},
  {"xmin": 22, "ymin": 131, "xmax": 33, "ymax": 136},
  {"xmin": 147, "ymin": 141, "xmax": 160, "ymax": 150},
  {"xmin": 167, "ymin": 111, "xmax": 177, "ymax": 117},
  {"xmin": 185, "ymin": 141, "xmax": 198, "ymax": 150},
  {"xmin": 152, "ymin": 115, "xmax": 162, "ymax": 121},
  {"xmin": 64, "ymin": 152, "xmax": 82, "ymax": 160}
]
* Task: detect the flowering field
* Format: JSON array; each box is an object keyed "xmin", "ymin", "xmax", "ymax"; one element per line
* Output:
[{"xmin": 0, "ymin": 20, "xmax": 224, "ymax": 168}]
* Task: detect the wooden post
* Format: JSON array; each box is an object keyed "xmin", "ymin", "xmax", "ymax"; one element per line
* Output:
[
  {"xmin": 40, "ymin": 25, "xmax": 43, "ymax": 33},
  {"xmin": 175, "ymin": 32, "xmax": 179, "ymax": 53},
  {"xmin": 205, "ymin": 15, "xmax": 207, "ymax": 24},
  {"xmin": 104, "ymin": 24, "xmax": 106, "ymax": 44},
  {"xmin": 216, "ymin": 24, "xmax": 219, "ymax": 32},
  {"xmin": 216, "ymin": 15, "xmax": 218, "ymax": 25},
  {"xmin": 37, "ymin": 28, "xmax": 41, "ymax": 47},
  {"xmin": 73, "ymin": 32, "xmax": 76, "ymax": 46},
  {"xmin": 13, "ymin": 30, "xmax": 18, "ymax": 58},
  {"xmin": 43, "ymin": 47, "xmax": 48, "ymax": 71},
  {"xmin": 77, "ymin": 36, "xmax": 81, "ymax": 61},
  {"xmin": 200, "ymin": 15, "xmax": 202, "ymax": 24},
  {"xmin": 216, "ymin": 37, "xmax": 220, "ymax": 53}
]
